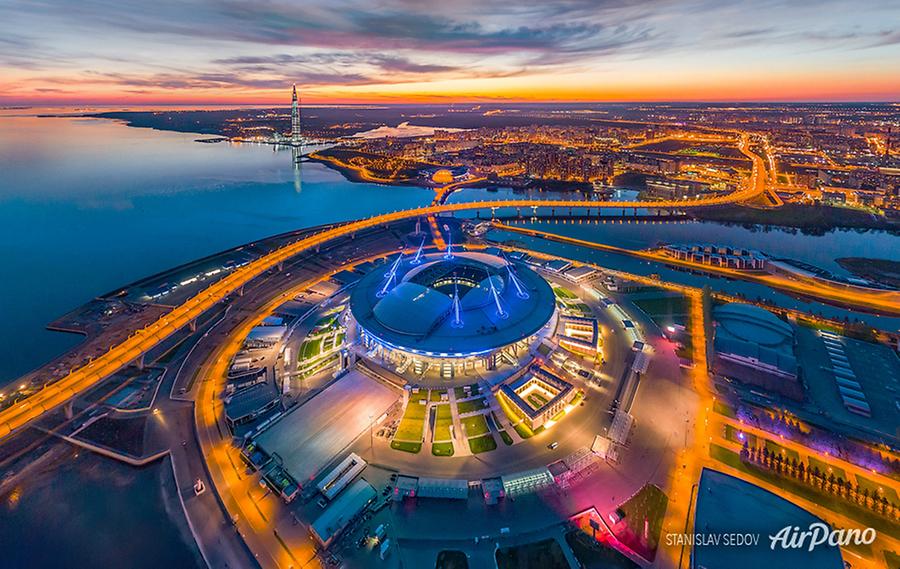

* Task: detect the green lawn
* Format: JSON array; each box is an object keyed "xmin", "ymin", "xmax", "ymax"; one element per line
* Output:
[
  {"xmin": 807, "ymin": 456, "xmax": 845, "ymax": 481},
  {"xmin": 856, "ymin": 474, "xmax": 899, "ymax": 504},
  {"xmin": 710, "ymin": 444, "xmax": 900, "ymax": 540},
  {"xmin": 394, "ymin": 400, "xmax": 426, "ymax": 441},
  {"xmin": 513, "ymin": 422, "xmax": 534, "ymax": 439},
  {"xmin": 468, "ymin": 434, "xmax": 497, "ymax": 454},
  {"xmin": 527, "ymin": 393, "xmax": 548, "ymax": 409},
  {"xmin": 431, "ymin": 441, "xmax": 455, "ymax": 456},
  {"xmin": 461, "ymin": 414, "xmax": 490, "ymax": 437},
  {"xmin": 433, "ymin": 404, "xmax": 453, "ymax": 441},
  {"xmin": 723, "ymin": 423, "xmax": 757, "ymax": 448},
  {"xmin": 456, "ymin": 397, "xmax": 488, "ymax": 415},
  {"xmin": 299, "ymin": 338, "xmax": 323, "ymax": 360},
  {"xmin": 615, "ymin": 484, "xmax": 669, "ymax": 560},
  {"xmin": 429, "ymin": 389, "xmax": 447, "ymax": 402},
  {"xmin": 499, "ymin": 430, "xmax": 514, "ymax": 445},
  {"xmin": 390, "ymin": 441, "xmax": 422, "ymax": 453},
  {"xmin": 764, "ymin": 439, "xmax": 800, "ymax": 463},
  {"xmin": 631, "ymin": 295, "xmax": 687, "ymax": 318},
  {"xmin": 553, "ymin": 286, "xmax": 577, "ymax": 299},
  {"xmin": 712, "ymin": 400, "xmax": 736, "ymax": 419}
]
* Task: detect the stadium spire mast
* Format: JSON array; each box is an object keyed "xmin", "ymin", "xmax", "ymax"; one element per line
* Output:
[
  {"xmin": 506, "ymin": 264, "xmax": 530, "ymax": 299},
  {"xmin": 411, "ymin": 235, "xmax": 426, "ymax": 265},
  {"xmin": 489, "ymin": 276, "xmax": 507, "ymax": 319},
  {"xmin": 451, "ymin": 284, "xmax": 464, "ymax": 328},
  {"xmin": 378, "ymin": 254, "xmax": 403, "ymax": 297}
]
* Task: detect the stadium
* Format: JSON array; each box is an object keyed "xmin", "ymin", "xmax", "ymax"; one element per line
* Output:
[{"xmin": 349, "ymin": 250, "xmax": 556, "ymax": 378}]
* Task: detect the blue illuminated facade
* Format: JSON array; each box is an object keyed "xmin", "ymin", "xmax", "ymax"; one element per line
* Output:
[{"xmin": 349, "ymin": 251, "xmax": 556, "ymax": 373}]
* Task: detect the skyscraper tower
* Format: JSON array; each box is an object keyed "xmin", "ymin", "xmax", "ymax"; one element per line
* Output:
[{"xmin": 291, "ymin": 83, "xmax": 301, "ymax": 146}]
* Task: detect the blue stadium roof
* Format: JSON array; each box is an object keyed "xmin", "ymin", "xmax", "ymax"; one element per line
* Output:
[{"xmin": 350, "ymin": 251, "xmax": 555, "ymax": 357}]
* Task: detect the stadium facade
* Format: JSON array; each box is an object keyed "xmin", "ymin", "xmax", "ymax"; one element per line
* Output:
[{"xmin": 349, "ymin": 251, "xmax": 556, "ymax": 377}]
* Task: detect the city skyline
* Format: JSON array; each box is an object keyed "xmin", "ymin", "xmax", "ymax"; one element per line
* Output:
[
  {"xmin": 1, "ymin": 0, "xmax": 899, "ymax": 105},
  {"xmin": 1, "ymin": 4, "xmax": 899, "ymax": 569}
]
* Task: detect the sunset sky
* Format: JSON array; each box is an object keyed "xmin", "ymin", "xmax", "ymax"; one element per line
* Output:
[{"xmin": 1, "ymin": 0, "xmax": 898, "ymax": 105}]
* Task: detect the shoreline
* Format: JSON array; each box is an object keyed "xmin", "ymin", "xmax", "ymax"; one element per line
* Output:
[{"xmin": 70, "ymin": 112, "xmax": 900, "ymax": 236}]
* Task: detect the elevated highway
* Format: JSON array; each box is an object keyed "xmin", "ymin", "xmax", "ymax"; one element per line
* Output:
[{"xmin": 0, "ymin": 144, "xmax": 769, "ymax": 439}]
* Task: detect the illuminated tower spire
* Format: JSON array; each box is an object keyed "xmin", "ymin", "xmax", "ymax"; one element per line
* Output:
[
  {"xmin": 378, "ymin": 254, "xmax": 403, "ymax": 297},
  {"xmin": 451, "ymin": 284, "xmax": 464, "ymax": 328},
  {"xmin": 411, "ymin": 235, "xmax": 426, "ymax": 265},
  {"xmin": 291, "ymin": 83, "xmax": 301, "ymax": 146},
  {"xmin": 489, "ymin": 276, "xmax": 507, "ymax": 319},
  {"xmin": 506, "ymin": 263, "xmax": 529, "ymax": 299}
]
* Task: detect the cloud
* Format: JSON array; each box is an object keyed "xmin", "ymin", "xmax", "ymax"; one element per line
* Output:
[
  {"xmin": 1, "ymin": 0, "xmax": 898, "ymax": 101},
  {"xmin": 213, "ymin": 53, "xmax": 460, "ymax": 75}
]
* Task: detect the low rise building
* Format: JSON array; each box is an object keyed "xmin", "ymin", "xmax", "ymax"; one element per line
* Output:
[
  {"xmin": 310, "ymin": 479, "xmax": 376, "ymax": 548},
  {"xmin": 662, "ymin": 243, "xmax": 767, "ymax": 270},
  {"xmin": 498, "ymin": 366, "xmax": 575, "ymax": 430}
]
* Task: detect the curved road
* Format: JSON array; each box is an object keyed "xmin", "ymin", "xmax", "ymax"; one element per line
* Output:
[{"xmin": 0, "ymin": 137, "xmax": 767, "ymax": 438}]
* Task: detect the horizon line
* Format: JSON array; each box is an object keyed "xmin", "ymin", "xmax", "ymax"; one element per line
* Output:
[{"xmin": 5, "ymin": 98, "xmax": 900, "ymax": 108}]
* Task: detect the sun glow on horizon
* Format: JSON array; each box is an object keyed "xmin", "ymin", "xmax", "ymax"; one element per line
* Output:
[{"xmin": 1, "ymin": 0, "xmax": 897, "ymax": 105}]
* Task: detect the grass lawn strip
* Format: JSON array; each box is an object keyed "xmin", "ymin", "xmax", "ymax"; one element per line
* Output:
[
  {"xmin": 461, "ymin": 414, "xmax": 490, "ymax": 437},
  {"xmin": 431, "ymin": 441, "xmax": 454, "ymax": 456},
  {"xmin": 468, "ymin": 434, "xmax": 497, "ymax": 454},
  {"xmin": 299, "ymin": 338, "xmax": 322, "ymax": 360},
  {"xmin": 764, "ymin": 439, "xmax": 800, "ymax": 463},
  {"xmin": 856, "ymin": 474, "xmax": 899, "ymax": 504},
  {"xmin": 390, "ymin": 441, "xmax": 421, "ymax": 453},
  {"xmin": 614, "ymin": 484, "xmax": 668, "ymax": 561},
  {"xmin": 432, "ymin": 404, "xmax": 453, "ymax": 441},
  {"xmin": 456, "ymin": 397, "xmax": 488, "ymax": 415},
  {"xmin": 394, "ymin": 399, "xmax": 426, "ymax": 441},
  {"xmin": 806, "ymin": 455, "xmax": 845, "ymax": 481}
]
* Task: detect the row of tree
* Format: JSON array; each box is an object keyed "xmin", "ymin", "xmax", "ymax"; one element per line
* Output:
[
  {"xmin": 740, "ymin": 442, "xmax": 899, "ymax": 522},
  {"xmin": 740, "ymin": 407, "xmax": 900, "ymax": 478}
]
